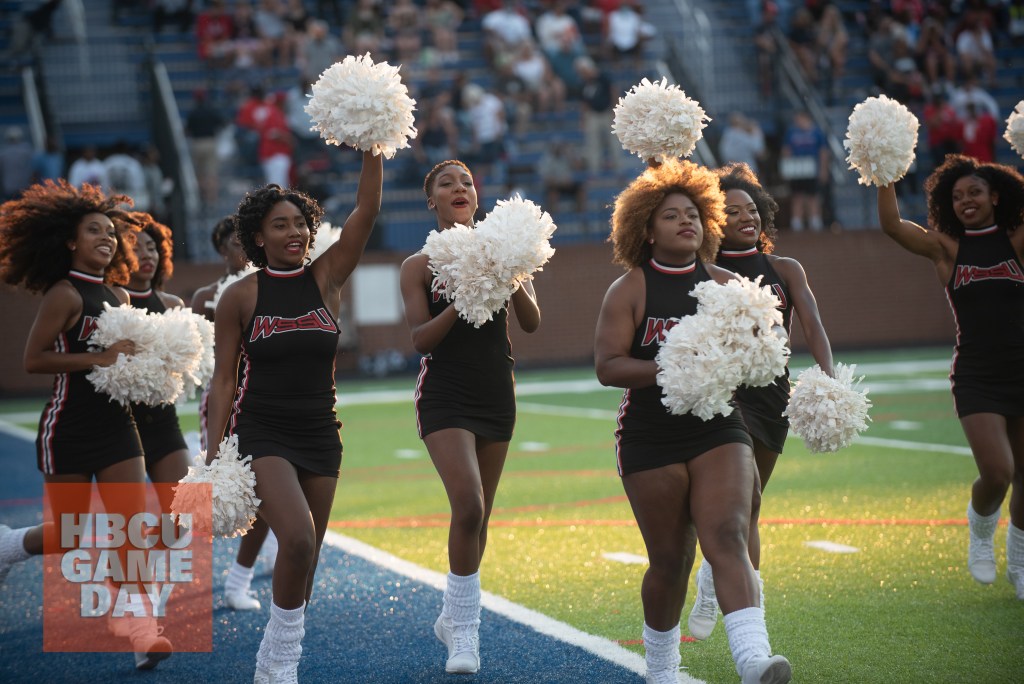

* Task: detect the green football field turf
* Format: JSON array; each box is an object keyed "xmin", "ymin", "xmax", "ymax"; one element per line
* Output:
[{"xmin": 3, "ymin": 346, "xmax": 1021, "ymax": 682}]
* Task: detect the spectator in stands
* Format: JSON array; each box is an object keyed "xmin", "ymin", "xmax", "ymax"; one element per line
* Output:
[
  {"xmin": 231, "ymin": 1, "xmax": 271, "ymax": 69},
  {"xmin": 236, "ymin": 91, "xmax": 294, "ymax": 188},
  {"xmin": 537, "ymin": 140, "xmax": 587, "ymax": 219},
  {"xmin": 950, "ymin": 72, "xmax": 1000, "ymax": 121},
  {"xmin": 424, "ymin": 0, "xmax": 464, "ymax": 65},
  {"xmin": 254, "ymin": 0, "xmax": 294, "ymax": 68},
  {"xmin": 868, "ymin": 13, "xmax": 900, "ymax": 95},
  {"xmin": 1011, "ymin": 0, "xmax": 1024, "ymax": 47},
  {"xmin": 387, "ymin": 0, "xmax": 424, "ymax": 64},
  {"xmin": 536, "ymin": 1, "xmax": 583, "ymax": 58},
  {"xmin": 104, "ymin": 142, "xmax": 150, "ymax": 212},
  {"xmin": 753, "ymin": 1, "xmax": 780, "ymax": 99},
  {"xmin": 463, "ymin": 83, "xmax": 508, "ymax": 185},
  {"xmin": 299, "ymin": 19, "xmax": 345, "ymax": 81},
  {"xmin": 960, "ymin": 102, "xmax": 998, "ymax": 163},
  {"xmin": 604, "ymin": 0, "xmax": 655, "ymax": 66},
  {"xmin": 152, "ymin": 0, "xmax": 194, "ymax": 35},
  {"xmin": 922, "ymin": 90, "xmax": 963, "ymax": 172},
  {"xmin": 511, "ymin": 41, "xmax": 567, "ymax": 116},
  {"xmin": 955, "ymin": 11, "xmax": 998, "ymax": 87},
  {"xmin": 67, "ymin": 145, "xmax": 109, "ymax": 190},
  {"xmin": 283, "ymin": 0, "xmax": 310, "ymax": 34},
  {"xmin": 915, "ymin": 5, "xmax": 957, "ymax": 95},
  {"xmin": 344, "ymin": 0, "xmax": 387, "ymax": 59},
  {"xmin": 0, "ymin": 0, "xmax": 62, "ymax": 66},
  {"xmin": 780, "ymin": 110, "xmax": 828, "ymax": 232},
  {"xmin": 718, "ymin": 112, "xmax": 766, "ymax": 177},
  {"xmin": 411, "ymin": 96, "xmax": 459, "ymax": 172},
  {"xmin": 31, "ymin": 136, "xmax": 64, "ymax": 184},
  {"xmin": 890, "ymin": 33, "xmax": 927, "ymax": 105},
  {"xmin": 284, "ymin": 76, "xmax": 321, "ymax": 168},
  {"xmin": 481, "ymin": 0, "xmax": 533, "ymax": 68},
  {"xmin": 546, "ymin": 30, "xmax": 587, "ymax": 99},
  {"xmin": 186, "ymin": 89, "xmax": 227, "ymax": 207},
  {"xmin": 140, "ymin": 145, "xmax": 170, "ymax": 223},
  {"xmin": 576, "ymin": 55, "xmax": 620, "ymax": 175},
  {"xmin": 788, "ymin": 6, "xmax": 821, "ymax": 84},
  {"xmin": 195, "ymin": 0, "xmax": 236, "ymax": 67},
  {"xmin": 0, "ymin": 127, "xmax": 35, "ymax": 201},
  {"xmin": 815, "ymin": 2, "xmax": 848, "ymax": 92}
]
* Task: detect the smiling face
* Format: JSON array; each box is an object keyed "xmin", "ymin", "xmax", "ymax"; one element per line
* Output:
[
  {"xmin": 722, "ymin": 188, "xmax": 761, "ymax": 249},
  {"xmin": 951, "ymin": 174, "xmax": 998, "ymax": 229},
  {"xmin": 257, "ymin": 200, "xmax": 310, "ymax": 268},
  {"xmin": 648, "ymin": 192, "xmax": 702, "ymax": 261},
  {"xmin": 429, "ymin": 164, "xmax": 478, "ymax": 229},
  {"xmin": 69, "ymin": 212, "xmax": 118, "ymax": 274}
]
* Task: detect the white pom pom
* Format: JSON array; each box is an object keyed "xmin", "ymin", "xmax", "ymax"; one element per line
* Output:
[
  {"xmin": 305, "ymin": 53, "xmax": 417, "ymax": 159},
  {"xmin": 171, "ymin": 434, "xmax": 261, "ymax": 538},
  {"xmin": 87, "ymin": 303, "xmax": 185, "ymax": 406},
  {"xmin": 785, "ymin": 362, "xmax": 872, "ymax": 453},
  {"xmin": 655, "ymin": 276, "xmax": 789, "ymax": 420},
  {"xmin": 612, "ymin": 78, "xmax": 709, "ymax": 162},
  {"xmin": 211, "ymin": 266, "xmax": 258, "ymax": 313},
  {"xmin": 423, "ymin": 195, "xmax": 557, "ymax": 327},
  {"xmin": 843, "ymin": 95, "xmax": 919, "ymax": 186},
  {"xmin": 307, "ymin": 221, "xmax": 342, "ymax": 264},
  {"xmin": 1004, "ymin": 100, "xmax": 1024, "ymax": 159},
  {"xmin": 159, "ymin": 308, "xmax": 215, "ymax": 398}
]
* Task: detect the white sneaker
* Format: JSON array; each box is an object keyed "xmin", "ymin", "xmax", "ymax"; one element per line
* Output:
[
  {"xmin": 687, "ymin": 563, "xmax": 719, "ymax": 640},
  {"xmin": 254, "ymin": 667, "xmax": 270, "ymax": 684},
  {"xmin": 266, "ymin": 664, "xmax": 298, "ymax": 683},
  {"xmin": 434, "ymin": 614, "xmax": 479, "ymax": 674},
  {"xmin": 126, "ymin": 617, "xmax": 173, "ymax": 670},
  {"xmin": 968, "ymin": 533, "xmax": 997, "ymax": 584},
  {"xmin": 742, "ymin": 654, "xmax": 792, "ymax": 684},
  {"xmin": 1009, "ymin": 567, "xmax": 1024, "ymax": 600},
  {"xmin": 0, "ymin": 525, "xmax": 21, "ymax": 585},
  {"xmin": 226, "ymin": 588, "xmax": 262, "ymax": 611}
]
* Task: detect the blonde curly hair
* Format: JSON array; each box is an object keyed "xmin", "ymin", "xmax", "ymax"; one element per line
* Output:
[{"xmin": 609, "ymin": 159, "xmax": 725, "ymax": 269}]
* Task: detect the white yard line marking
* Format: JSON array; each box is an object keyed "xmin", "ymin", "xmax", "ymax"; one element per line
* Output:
[
  {"xmin": 889, "ymin": 420, "xmax": 923, "ymax": 431},
  {"xmin": 394, "ymin": 448, "xmax": 423, "ymax": 459},
  {"xmin": 804, "ymin": 540, "xmax": 860, "ymax": 554},
  {"xmin": 602, "ymin": 552, "xmax": 649, "ymax": 565},
  {"xmin": 322, "ymin": 530, "xmax": 706, "ymax": 683}
]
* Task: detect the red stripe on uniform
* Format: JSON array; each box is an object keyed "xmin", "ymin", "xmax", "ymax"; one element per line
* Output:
[{"xmin": 40, "ymin": 334, "xmax": 69, "ymax": 474}]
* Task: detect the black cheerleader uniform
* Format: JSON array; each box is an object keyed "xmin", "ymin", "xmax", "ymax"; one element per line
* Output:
[
  {"xmin": 717, "ymin": 247, "xmax": 794, "ymax": 453},
  {"xmin": 227, "ymin": 266, "xmax": 343, "ymax": 476},
  {"xmin": 945, "ymin": 225, "xmax": 1024, "ymax": 417},
  {"xmin": 125, "ymin": 287, "xmax": 188, "ymax": 467},
  {"xmin": 36, "ymin": 271, "xmax": 143, "ymax": 475},
  {"xmin": 414, "ymin": 284, "xmax": 516, "ymax": 442},
  {"xmin": 615, "ymin": 259, "xmax": 752, "ymax": 476}
]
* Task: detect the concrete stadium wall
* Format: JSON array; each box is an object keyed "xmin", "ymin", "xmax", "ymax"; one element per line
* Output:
[{"xmin": 0, "ymin": 230, "xmax": 954, "ymax": 395}]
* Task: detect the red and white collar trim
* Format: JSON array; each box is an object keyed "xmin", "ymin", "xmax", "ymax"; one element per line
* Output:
[
  {"xmin": 264, "ymin": 265, "xmax": 305, "ymax": 278},
  {"xmin": 719, "ymin": 247, "xmax": 759, "ymax": 258},
  {"xmin": 964, "ymin": 224, "xmax": 998, "ymax": 236},
  {"xmin": 650, "ymin": 258, "xmax": 697, "ymax": 274},
  {"xmin": 124, "ymin": 287, "xmax": 153, "ymax": 297},
  {"xmin": 68, "ymin": 270, "xmax": 104, "ymax": 284}
]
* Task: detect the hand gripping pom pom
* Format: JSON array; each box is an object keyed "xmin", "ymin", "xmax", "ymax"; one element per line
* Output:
[
  {"xmin": 656, "ymin": 276, "xmax": 789, "ymax": 420},
  {"xmin": 171, "ymin": 435, "xmax": 261, "ymax": 538},
  {"xmin": 612, "ymin": 78, "xmax": 709, "ymax": 163},
  {"xmin": 423, "ymin": 195, "xmax": 556, "ymax": 327},
  {"xmin": 784, "ymin": 363, "xmax": 872, "ymax": 453},
  {"xmin": 843, "ymin": 95, "xmax": 919, "ymax": 186},
  {"xmin": 305, "ymin": 53, "xmax": 417, "ymax": 159},
  {"xmin": 86, "ymin": 303, "xmax": 185, "ymax": 406},
  {"xmin": 1005, "ymin": 101, "xmax": 1024, "ymax": 159}
]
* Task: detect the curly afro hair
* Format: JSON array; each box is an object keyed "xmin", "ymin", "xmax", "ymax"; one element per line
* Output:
[
  {"xmin": 210, "ymin": 215, "xmax": 238, "ymax": 253},
  {"xmin": 609, "ymin": 159, "xmax": 726, "ymax": 269},
  {"xmin": 423, "ymin": 159, "xmax": 472, "ymax": 198},
  {"xmin": 715, "ymin": 162, "xmax": 779, "ymax": 254},
  {"xmin": 0, "ymin": 180, "xmax": 137, "ymax": 293},
  {"xmin": 129, "ymin": 212, "xmax": 175, "ymax": 288},
  {"xmin": 924, "ymin": 154, "xmax": 1024, "ymax": 238},
  {"xmin": 235, "ymin": 185, "xmax": 324, "ymax": 268}
]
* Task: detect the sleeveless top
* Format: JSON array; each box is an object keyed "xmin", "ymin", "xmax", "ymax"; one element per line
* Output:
[
  {"xmin": 946, "ymin": 225, "xmax": 1024, "ymax": 384},
  {"xmin": 36, "ymin": 271, "xmax": 139, "ymax": 473}
]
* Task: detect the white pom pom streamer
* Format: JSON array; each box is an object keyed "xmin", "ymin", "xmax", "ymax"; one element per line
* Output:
[
  {"xmin": 1004, "ymin": 100, "xmax": 1024, "ymax": 159},
  {"xmin": 784, "ymin": 362, "xmax": 872, "ymax": 453},
  {"xmin": 87, "ymin": 303, "xmax": 185, "ymax": 406},
  {"xmin": 307, "ymin": 221, "xmax": 342, "ymax": 264},
  {"xmin": 612, "ymin": 78, "xmax": 709, "ymax": 162},
  {"xmin": 211, "ymin": 266, "xmax": 258, "ymax": 313},
  {"xmin": 655, "ymin": 276, "xmax": 790, "ymax": 420},
  {"xmin": 843, "ymin": 95, "xmax": 919, "ymax": 186},
  {"xmin": 159, "ymin": 307, "xmax": 215, "ymax": 398},
  {"xmin": 305, "ymin": 53, "xmax": 417, "ymax": 159},
  {"xmin": 423, "ymin": 195, "xmax": 556, "ymax": 327},
  {"xmin": 171, "ymin": 434, "xmax": 261, "ymax": 538}
]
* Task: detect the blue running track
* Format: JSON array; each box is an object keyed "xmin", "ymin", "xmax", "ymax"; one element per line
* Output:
[{"xmin": 0, "ymin": 429, "xmax": 653, "ymax": 684}]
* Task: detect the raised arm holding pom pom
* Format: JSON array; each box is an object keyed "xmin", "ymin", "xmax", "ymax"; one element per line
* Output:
[{"xmin": 876, "ymin": 153, "xmax": 1024, "ymax": 598}]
